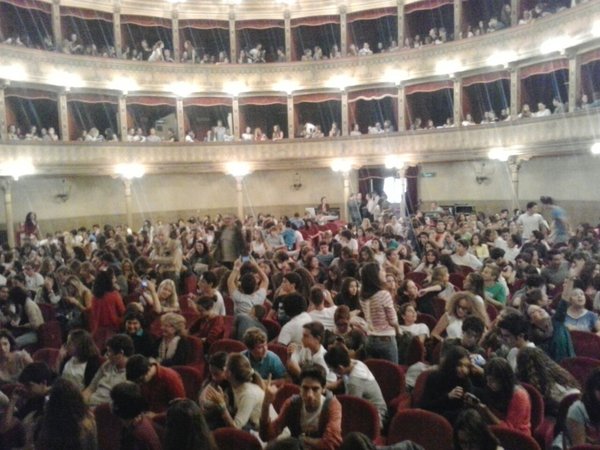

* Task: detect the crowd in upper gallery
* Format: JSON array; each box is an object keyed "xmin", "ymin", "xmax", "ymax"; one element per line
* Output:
[{"xmin": 0, "ymin": 0, "xmax": 585, "ymax": 64}]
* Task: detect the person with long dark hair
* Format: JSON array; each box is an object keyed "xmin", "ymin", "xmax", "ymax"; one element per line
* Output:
[
  {"xmin": 334, "ymin": 277, "xmax": 361, "ymax": 312},
  {"xmin": 469, "ymin": 357, "xmax": 532, "ymax": 436},
  {"xmin": 164, "ymin": 399, "xmax": 217, "ymax": 450},
  {"xmin": 420, "ymin": 346, "xmax": 476, "ymax": 424},
  {"xmin": 90, "ymin": 267, "xmax": 125, "ymax": 334},
  {"xmin": 453, "ymin": 409, "xmax": 501, "ymax": 450},
  {"xmin": 58, "ymin": 328, "xmax": 103, "ymax": 390},
  {"xmin": 360, "ymin": 262, "xmax": 400, "ymax": 363},
  {"xmin": 566, "ymin": 367, "xmax": 600, "ymax": 446},
  {"xmin": 36, "ymin": 378, "xmax": 97, "ymax": 450}
]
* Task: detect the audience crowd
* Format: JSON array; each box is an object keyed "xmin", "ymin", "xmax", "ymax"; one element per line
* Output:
[{"xmin": 0, "ymin": 192, "xmax": 598, "ymax": 449}]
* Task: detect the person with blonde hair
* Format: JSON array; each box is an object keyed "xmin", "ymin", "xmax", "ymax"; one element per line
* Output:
[
  {"xmin": 432, "ymin": 292, "xmax": 489, "ymax": 340},
  {"xmin": 156, "ymin": 312, "xmax": 192, "ymax": 366},
  {"xmin": 205, "ymin": 353, "xmax": 275, "ymax": 431},
  {"xmin": 141, "ymin": 278, "xmax": 180, "ymax": 314}
]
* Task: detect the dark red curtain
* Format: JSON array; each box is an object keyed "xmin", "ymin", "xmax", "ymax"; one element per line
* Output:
[
  {"xmin": 405, "ymin": 0, "xmax": 454, "ymax": 14},
  {"xmin": 1, "ymin": 0, "xmax": 50, "ymax": 13},
  {"xmin": 291, "ymin": 15, "xmax": 340, "ymax": 27},
  {"xmin": 347, "ymin": 7, "xmax": 397, "ymax": 22},
  {"xmin": 60, "ymin": 6, "xmax": 112, "ymax": 21}
]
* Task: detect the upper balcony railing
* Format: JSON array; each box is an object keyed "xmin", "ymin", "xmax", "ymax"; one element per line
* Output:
[
  {"xmin": 0, "ymin": 109, "xmax": 596, "ymax": 175},
  {"xmin": 0, "ymin": 1, "xmax": 598, "ymax": 95}
]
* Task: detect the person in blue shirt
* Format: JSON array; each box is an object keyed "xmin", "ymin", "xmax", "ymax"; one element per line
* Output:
[{"xmin": 242, "ymin": 327, "xmax": 287, "ymax": 380}]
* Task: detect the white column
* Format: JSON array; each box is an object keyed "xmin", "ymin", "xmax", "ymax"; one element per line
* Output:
[
  {"xmin": 339, "ymin": 5, "xmax": 347, "ymax": 57},
  {"xmin": 341, "ymin": 90, "xmax": 349, "ymax": 136},
  {"xmin": 113, "ymin": 4, "xmax": 122, "ymax": 58},
  {"xmin": 176, "ymin": 97, "xmax": 185, "ymax": 141},
  {"xmin": 568, "ymin": 53, "xmax": 580, "ymax": 113},
  {"xmin": 1, "ymin": 179, "xmax": 15, "ymax": 249},
  {"xmin": 397, "ymin": 0, "xmax": 404, "ymax": 47},
  {"xmin": 284, "ymin": 9, "xmax": 292, "ymax": 62},
  {"xmin": 454, "ymin": 0, "xmax": 462, "ymax": 39},
  {"xmin": 397, "ymin": 85, "xmax": 405, "ymax": 131},
  {"xmin": 235, "ymin": 176, "xmax": 244, "ymax": 219},
  {"xmin": 510, "ymin": 68, "xmax": 520, "ymax": 119},
  {"xmin": 118, "ymin": 95, "xmax": 128, "ymax": 139},
  {"xmin": 232, "ymin": 96, "xmax": 240, "ymax": 138},
  {"xmin": 172, "ymin": 9, "xmax": 180, "ymax": 62},
  {"xmin": 0, "ymin": 86, "xmax": 6, "ymax": 141},
  {"xmin": 342, "ymin": 172, "xmax": 350, "ymax": 223},
  {"xmin": 123, "ymin": 178, "xmax": 133, "ymax": 229},
  {"xmin": 229, "ymin": 9, "xmax": 237, "ymax": 64},
  {"xmin": 51, "ymin": 0, "xmax": 62, "ymax": 49},
  {"xmin": 453, "ymin": 77, "xmax": 462, "ymax": 126},
  {"xmin": 507, "ymin": 157, "xmax": 522, "ymax": 211},
  {"xmin": 287, "ymin": 94, "xmax": 294, "ymax": 138},
  {"xmin": 58, "ymin": 91, "xmax": 69, "ymax": 141}
]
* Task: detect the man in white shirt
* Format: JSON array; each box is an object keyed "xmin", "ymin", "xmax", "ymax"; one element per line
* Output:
[
  {"xmin": 358, "ymin": 42, "xmax": 373, "ymax": 56},
  {"xmin": 504, "ymin": 234, "xmax": 522, "ymax": 263},
  {"xmin": 516, "ymin": 201, "xmax": 549, "ymax": 240},
  {"xmin": 228, "ymin": 259, "xmax": 269, "ymax": 316},
  {"xmin": 23, "ymin": 264, "xmax": 44, "ymax": 294},
  {"xmin": 287, "ymin": 321, "xmax": 336, "ymax": 384},
  {"xmin": 278, "ymin": 293, "xmax": 312, "ymax": 346},
  {"xmin": 308, "ymin": 286, "xmax": 337, "ymax": 332},
  {"xmin": 451, "ymin": 239, "xmax": 483, "ymax": 271}
]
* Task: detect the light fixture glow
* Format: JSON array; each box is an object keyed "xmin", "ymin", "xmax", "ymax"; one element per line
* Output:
[
  {"xmin": 169, "ymin": 82, "xmax": 195, "ymax": 98},
  {"xmin": 591, "ymin": 143, "xmax": 600, "ymax": 155},
  {"xmin": 226, "ymin": 162, "xmax": 251, "ymax": 177},
  {"xmin": 327, "ymin": 75, "xmax": 354, "ymax": 91},
  {"xmin": 0, "ymin": 63, "xmax": 27, "ymax": 82},
  {"xmin": 330, "ymin": 158, "xmax": 353, "ymax": 173},
  {"xmin": 47, "ymin": 70, "xmax": 84, "ymax": 89},
  {"xmin": 110, "ymin": 77, "xmax": 139, "ymax": 94},
  {"xmin": 487, "ymin": 147, "xmax": 513, "ymax": 162},
  {"xmin": 384, "ymin": 155, "xmax": 407, "ymax": 169},
  {"xmin": 273, "ymin": 80, "xmax": 298, "ymax": 95},
  {"xmin": 115, "ymin": 163, "xmax": 145, "ymax": 179},
  {"xmin": 381, "ymin": 68, "xmax": 408, "ymax": 85},
  {"xmin": 486, "ymin": 50, "xmax": 517, "ymax": 68},
  {"xmin": 0, "ymin": 159, "xmax": 35, "ymax": 180},
  {"xmin": 540, "ymin": 36, "xmax": 573, "ymax": 55},
  {"xmin": 436, "ymin": 59, "xmax": 461, "ymax": 76},
  {"xmin": 592, "ymin": 21, "xmax": 600, "ymax": 37},
  {"xmin": 223, "ymin": 81, "xmax": 247, "ymax": 96}
]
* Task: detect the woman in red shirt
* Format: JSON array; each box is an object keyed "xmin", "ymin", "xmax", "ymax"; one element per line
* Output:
[{"xmin": 90, "ymin": 268, "xmax": 125, "ymax": 334}]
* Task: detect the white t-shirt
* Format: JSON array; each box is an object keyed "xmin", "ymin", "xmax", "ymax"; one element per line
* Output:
[
  {"xmin": 451, "ymin": 253, "xmax": 483, "ymax": 271},
  {"xmin": 507, "ymin": 342, "xmax": 535, "ymax": 371},
  {"xmin": 517, "ymin": 213, "xmax": 548, "ymax": 240},
  {"xmin": 291, "ymin": 345, "xmax": 336, "ymax": 383},
  {"xmin": 213, "ymin": 290, "xmax": 226, "ymax": 316},
  {"xmin": 399, "ymin": 323, "xmax": 430, "ymax": 337},
  {"xmin": 308, "ymin": 306, "xmax": 337, "ymax": 332},
  {"xmin": 278, "ymin": 312, "xmax": 313, "ymax": 345},
  {"xmin": 232, "ymin": 288, "xmax": 267, "ymax": 315}
]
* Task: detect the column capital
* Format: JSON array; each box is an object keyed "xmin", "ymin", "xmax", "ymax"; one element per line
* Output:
[
  {"xmin": 122, "ymin": 177, "xmax": 132, "ymax": 194},
  {"xmin": 283, "ymin": 9, "xmax": 291, "ymax": 20},
  {"xmin": 0, "ymin": 177, "xmax": 12, "ymax": 192},
  {"xmin": 229, "ymin": 8, "xmax": 236, "ymax": 20},
  {"xmin": 338, "ymin": 4, "xmax": 347, "ymax": 14},
  {"xmin": 52, "ymin": 0, "xmax": 60, "ymax": 6},
  {"xmin": 172, "ymin": 8, "xmax": 179, "ymax": 20}
]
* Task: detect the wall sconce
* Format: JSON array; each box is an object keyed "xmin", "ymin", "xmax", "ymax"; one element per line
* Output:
[
  {"xmin": 292, "ymin": 172, "xmax": 302, "ymax": 190},
  {"xmin": 475, "ymin": 176, "xmax": 490, "ymax": 185}
]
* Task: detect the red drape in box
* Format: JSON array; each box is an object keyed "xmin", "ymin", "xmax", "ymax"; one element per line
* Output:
[
  {"xmin": 238, "ymin": 96, "xmax": 287, "ymax": 106},
  {"xmin": 5, "ymin": 88, "xmax": 56, "ymax": 100},
  {"xmin": 1, "ymin": 0, "xmax": 50, "ymax": 13},
  {"xmin": 179, "ymin": 19, "xmax": 229, "ymax": 30},
  {"xmin": 405, "ymin": 0, "xmax": 453, "ymax": 14},
  {"xmin": 520, "ymin": 59, "xmax": 569, "ymax": 79},
  {"xmin": 120, "ymin": 15, "xmax": 171, "ymax": 28},
  {"xmin": 291, "ymin": 15, "xmax": 340, "ymax": 27},
  {"xmin": 293, "ymin": 92, "xmax": 341, "ymax": 104},
  {"xmin": 182, "ymin": 97, "xmax": 232, "ymax": 107},
  {"xmin": 60, "ymin": 6, "xmax": 112, "ymax": 21},
  {"xmin": 126, "ymin": 96, "xmax": 176, "ymax": 107},
  {"xmin": 462, "ymin": 71, "xmax": 510, "ymax": 87},
  {"xmin": 405, "ymin": 80, "xmax": 453, "ymax": 95},
  {"xmin": 66, "ymin": 94, "xmax": 117, "ymax": 104},
  {"xmin": 347, "ymin": 7, "xmax": 397, "ymax": 23},
  {"xmin": 581, "ymin": 49, "xmax": 600, "ymax": 65},
  {"xmin": 348, "ymin": 88, "xmax": 398, "ymax": 102},
  {"xmin": 236, "ymin": 19, "xmax": 284, "ymax": 30}
]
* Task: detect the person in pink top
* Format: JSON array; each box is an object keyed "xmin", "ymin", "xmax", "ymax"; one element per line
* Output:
[{"xmin": 359, "ymin": 262, "xmax": 400, "ymax": 363}]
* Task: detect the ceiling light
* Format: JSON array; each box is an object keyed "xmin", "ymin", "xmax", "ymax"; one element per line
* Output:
[
  {"xmin": 0, "ymin": 64, "xmax": 27, "ymax": 82},
  {"xmin": 385, "ymin": 155, "xmax": 407, "ymax": 169},
  {"xmin": 591, "ymin": 143, "xmax": 600, "ymax": 155},
  {"xmin": 592, "ymin": 21, "xmax": 600, "ymax": 37},
  {"xmin": 226, "ymin": 162, "xmax": 251, "ymax": 177},
  {"xmin": 47, "ymin": 70, "xmax": 84, "ymax": 89},
  {"xmin": 540, "ymin": 36, "xmax": 573, "ymax": 55},
  {"xmin": 487, "ymin": 147, "xmax": 513, "ymax": 162},
  {"xmin": 486, "ymin": 50, "xmax": 517, "ymax": 68},
  {"xmin": 436, "ymin": 59, "xmax": 461, "ymax": 77},
  {"xmin": 0, "ymin": 159, "xmax": 35, "ymax": 180},
  {"xmin": 381, "ymin": 68, "xmax": 408, "ymax": 85},
  {"xmin": 330, "ymin": 158, "xmax": 353, "ymax": 173},
  {"xmin": 110, "ymin": 77, "xmax": 139, "ymax": 94},
  {"xmin": 273, "ymin": 80, "xmax": 298, "ymax": 95},
  {"xmin": 169, "ymin": 82, "xmax": 195, "ymax": 97},
  {"xmin": 115, "ymin": 163, "xmax": 145, "ymax": 179},
  {"xmin": 224, "ymin": 81, "xmax": 247, "ymax": 96},
  {"xmin": 327, "ymin": 75, "xmax": 354, "ymax": 91}
]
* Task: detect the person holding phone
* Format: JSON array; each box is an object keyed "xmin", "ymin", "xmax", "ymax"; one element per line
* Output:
[{"xmin": 227, "ymin": 257, "xmax": 269, "ymax": 315}]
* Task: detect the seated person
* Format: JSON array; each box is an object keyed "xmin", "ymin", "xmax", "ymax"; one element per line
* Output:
[
  {"xmin": 565, "ymin": 368, "xmax": 600, "ymax": 447},
  {"xmin": 188, "ymin": 296, "xmax": 225, "ymax": 353},
  {"xmin": 155, "ymin": 312, "xmax": 193, "ymax": 367},
  {"xmin": 260, "ymin": 364, "xmax": 343, "ymax": 450},
  {"xmin": 308, "ymin": 286, "xmax": 337, "ymax": 332},
  {"xmin": 398, "ymin": 303, "xmax": 430, "ymax": 341},
  {"xmin": 123, "ymin": 311, "xmax": 156, "ymax": 358},
  {"xmin": 83, "ymin": 334, "xmax": 134, "ymax": 407},
  {"xmin": 469, "ymin": 357, "xmax": 532, "ymax": 436},
  {"xmin": 0, "ymin": 362, "xmax": 53, "ymax": 449},
  {"xmin": 233, "ymin": 304, "xmax": 267, "ymax": 341},
  {"xmin": 441, "ymin": 316, "xmax": 487, "ymax": 361},
  {"xmin": 287, "ymin": 321, "xmax": 336, "ymax": 385},
  {"xmin": 125, "ymin": 354, "xmax": 186, "ymax": 415},
  {"xmin": 420, "ymin": 346, "xmax": 480, "ymax": 424},
  {"xmin": 278, "ymin": 294, "xmax": 313, "ymax": 346},
  {"xmin": 242, "ymin": 327, "xmax": 286, "ymax": 380},
  {"xmin": 199, "ymin": 351, "xmax": 231, "ymax": 430},
  {"xmin": 0, "ymin": 329, "xmax": 33, "ymax": 384},
  {"xmin": 101, "ymin": 382, "xmax": 162, "ymax": 450},
  {"xmin": 58, "ymin": 329, "xmax": 103, "ymax": 390},
  {"xmin": 324, "ymin": 342, "xmax": 388, "ymax": 428}
]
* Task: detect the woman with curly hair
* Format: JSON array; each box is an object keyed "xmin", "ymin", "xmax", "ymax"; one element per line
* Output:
[
  {"xmin": 516, "ymin": 346, "xmax": 580, "ymax": 415},
  {"xmin": 432, "ymin": 292, "xmax": 489, "ymax": 340}
]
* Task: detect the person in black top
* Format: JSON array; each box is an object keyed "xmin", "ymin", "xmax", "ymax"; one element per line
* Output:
[{"xmin": 124, "ymin": 311, "xmax": 156, "ymax": 358}]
